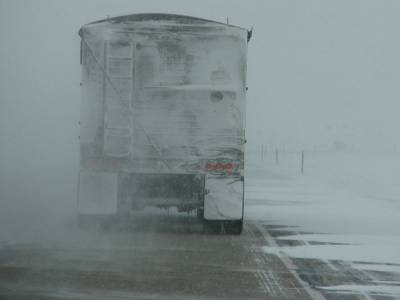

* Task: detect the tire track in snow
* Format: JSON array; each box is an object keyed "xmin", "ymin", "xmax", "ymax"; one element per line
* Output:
[{"xmin": 250, "ymin": 222, "xmax": 327, "ymax": 300}]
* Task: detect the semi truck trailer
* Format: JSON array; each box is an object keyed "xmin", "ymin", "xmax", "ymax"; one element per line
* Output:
[{"xmin": 78, "ymin": 14, "xmax": 251, "ymax": 234}]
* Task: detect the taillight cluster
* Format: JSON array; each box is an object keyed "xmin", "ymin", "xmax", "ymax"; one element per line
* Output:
[{"xmin": 206, "ymin": 161, "xmax": 235, "ymax": 173}]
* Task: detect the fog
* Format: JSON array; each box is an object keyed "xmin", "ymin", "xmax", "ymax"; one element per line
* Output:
[
  {"xmin": 0, "ymin": 0, "xmax": 400, "ymax": 237},
  {"xmin": 2, "ymin": 1, "xmax": 400, "ymax": 299}
]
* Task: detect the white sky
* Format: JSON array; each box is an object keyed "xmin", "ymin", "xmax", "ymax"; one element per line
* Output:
[{"xmin": 1, "ymin": 0, "xmax": 400, "ymax": 161}]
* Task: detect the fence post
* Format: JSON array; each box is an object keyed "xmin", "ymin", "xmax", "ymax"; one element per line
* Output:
[
  {"xmin": 301, "ymin": 151, "xmax": 304, "ymax": 174},
  {"xmin": 275, "ymin": 148, "xmax": 279, "ymax": 165}
]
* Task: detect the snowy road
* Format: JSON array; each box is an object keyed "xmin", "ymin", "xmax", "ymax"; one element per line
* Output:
[
  {"xmin": 1, "ymin": 218, "xmax": 398, "ymax": 300},
  {"xmin": 0, "ymin": 214, "xmax": 319, "ymax": 300},
  {"xmin": 1, "ymin": 154, "xmax": 400, "ymax": 299}
]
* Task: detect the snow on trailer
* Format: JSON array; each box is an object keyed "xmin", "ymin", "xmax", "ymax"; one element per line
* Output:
[{"xmin": 78, "ymin": 14, "xmax": 251, "ymax": 234}]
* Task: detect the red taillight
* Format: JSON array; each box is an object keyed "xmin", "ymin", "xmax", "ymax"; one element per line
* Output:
[
  {"xmin": 215, "ymin": 162, "xmax": 223, "ymax": 171},
  {"xmin": 206, "ymin": 161, "xmax": 236, "ymax": 173},
  {"xmin": 224, "ymin": 162, "xmax": 233, "ymax": 170}
]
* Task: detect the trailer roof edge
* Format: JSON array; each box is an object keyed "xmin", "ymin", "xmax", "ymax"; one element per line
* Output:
[{"xmin": 79, "ymin": 13, "xmax": 250, "ymax": 37}]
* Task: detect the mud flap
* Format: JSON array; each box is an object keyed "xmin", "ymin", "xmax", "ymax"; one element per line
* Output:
[
  {"xmin": 78, "ymin": 171, "xmax": 118, "ymax": 215},
  {"xmin": 204, "ymin": 175, "xmax": 243, "ymax": 220}
]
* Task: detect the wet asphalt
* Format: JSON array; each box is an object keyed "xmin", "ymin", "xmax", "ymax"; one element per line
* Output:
[
  {"xmin": 0, "ymin": 212, "xmax": 315, "ymax": 300},
  {"xmin": 0, "ymin": 213, "xmax": 397, "ymax": 300}
]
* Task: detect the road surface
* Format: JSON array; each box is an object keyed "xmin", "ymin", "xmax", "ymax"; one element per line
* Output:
[
  {"xmin": 2, "ymin": 162, "xmax": 399, "ymax": 300},
  {"xmin": 0, "ymin": 211, "xmax": 326, "ymax": 300}
]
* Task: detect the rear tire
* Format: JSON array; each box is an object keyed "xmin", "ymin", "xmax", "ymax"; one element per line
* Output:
[
  {"xmin": 196, "ymin": 208, "xmax": 204, "ymax": 220},
  {"xmin": 202, "ymin": 220, "xmax": 243, "ymax": 235},
  {"xmin": 78, "ymin": 214, "xmax": 101, "ymax": 229},
  {"xmin": 77, "ymin": 214, "xmax": 115, "ymax": 230},
  {"xmin": 203, "ymin": 220, "xmax": 222, "ymax": 234},
  {"xmin": 224, "ymin": 220, "xmax": 243, "ymax": 235}
]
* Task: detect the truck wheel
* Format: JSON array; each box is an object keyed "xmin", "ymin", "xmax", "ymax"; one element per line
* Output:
[
  {"xmin": 224, "ymin": 220, "xmax": 243, "ymax": 235},
  {"xmin": 196, "ymin": 208, "xmax": 204, "ymax": 220},
  {"xmin": 203, "ymin": 220, "xmax": 222, "ymax": 234},
  {"xmin": 78, "ymin": 214, "xmax": 101, "ymax": 229},
  {"xmin": 78, "ymin": 214, "xmax": 114, "ymax": 230}
]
